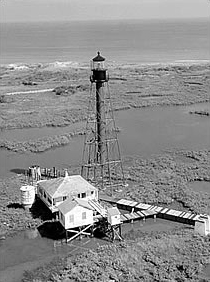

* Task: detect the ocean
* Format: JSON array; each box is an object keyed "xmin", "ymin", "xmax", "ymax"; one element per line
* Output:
[{"xmin": 0, "ymin": 18, "xmax": 209, "ymax": 66}]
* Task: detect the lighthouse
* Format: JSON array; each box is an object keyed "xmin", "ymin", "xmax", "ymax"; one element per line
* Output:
[
  {"xmin": 81, "ymin": 52, "xmax": 125, "ymax": 192},
  {"xmin": 91, "ymin": 52, "xmax": 107, "ymax": 165}
]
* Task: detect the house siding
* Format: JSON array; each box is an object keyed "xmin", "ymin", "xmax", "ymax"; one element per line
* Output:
[
  {"xmin": 61, "ymin": 206, "xmax": 93, "ymax": 229},
  {"xmin": 37, "ymin": 185, "xmax": 53, "ymax": 209},
  {"xmin": 108, "ymin": 214, "xmax": 121, "ymax": 226}
]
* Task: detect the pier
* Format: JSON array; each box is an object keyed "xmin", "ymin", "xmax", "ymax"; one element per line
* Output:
[{"xmin": 100, "ymin": 196, "xmax": 203, "ymax": 226}]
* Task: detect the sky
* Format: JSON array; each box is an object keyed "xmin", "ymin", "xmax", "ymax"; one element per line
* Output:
[{"xmin": 0, "ymin": 0, "xmax": 209, "ymax": 23}]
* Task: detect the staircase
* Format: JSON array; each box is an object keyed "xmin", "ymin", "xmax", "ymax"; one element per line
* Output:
[{"xmin": 88, "ymin": 199, "xmax": 107, "ymax": 217}]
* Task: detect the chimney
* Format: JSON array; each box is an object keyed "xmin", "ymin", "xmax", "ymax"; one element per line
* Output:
[{"xmin": 64, "ymin": 169, "xmax": 68, "ymax": 177}]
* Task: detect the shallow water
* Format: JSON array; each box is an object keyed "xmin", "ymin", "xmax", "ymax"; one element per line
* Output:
[
  {"xmin": 188, "ymin": 181, "xmax": 210, "ymax": 194},
  {"xmin": 0, "ymin": 121, "xmax": 84, "ymax": 142},
  {"xmin": 0, "ymin": 102, "xmax": 209, "ymax": 177},
  {"xmin": 0, "ymin": 228, "xmax": 108, "ymax": 282}
]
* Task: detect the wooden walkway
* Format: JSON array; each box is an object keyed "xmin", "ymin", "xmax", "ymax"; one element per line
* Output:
[
  {"xmin": 100, "ymin": 196, "xmax": 204, "ymax": 225},
  {"xmin": 120, "ymin": 209, "xmax": 157, "ymax": 223}
]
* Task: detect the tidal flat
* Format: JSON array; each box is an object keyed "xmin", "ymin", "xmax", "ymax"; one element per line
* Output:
[{"xmin": 0, "ymin": 62, "xmax": 210, "ymax": 281}]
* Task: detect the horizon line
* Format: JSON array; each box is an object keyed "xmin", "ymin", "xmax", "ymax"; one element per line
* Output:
[{"xmin": 1, "ymin": 16, "xmax": 209, "ymax": 24}]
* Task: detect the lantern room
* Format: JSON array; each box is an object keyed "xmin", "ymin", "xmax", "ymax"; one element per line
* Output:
[{"xmin": 90, "ymin": 51, "xmax": 108, "ymax": 82}]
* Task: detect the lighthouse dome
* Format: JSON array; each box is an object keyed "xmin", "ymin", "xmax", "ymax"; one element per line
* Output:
[{"xmin": 91, "ymin": 52, "xmax": 106, "ymax": 70}]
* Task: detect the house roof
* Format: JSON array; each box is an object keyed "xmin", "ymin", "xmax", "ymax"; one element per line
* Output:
[
  {"xmin": 58, "ymin": 198, "xmax": 78, "ymax": 215},
  {"xmin": 39, "ymin": 175, "xmax": 97, "ymax": 198},
  {"xmin": 58, "ymin": 198, "xmax": 94, "ymax": 215},
  {"xmin": 107, "ymin": 207, "xmax": 121, "ymax": 216}
]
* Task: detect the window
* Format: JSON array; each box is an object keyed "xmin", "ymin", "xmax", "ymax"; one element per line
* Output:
[
  {"xmin": 60, "ymin": 212, "xmax": 64, "ymax": 222},
  {"xmin": 54, "ymin": 197, "xmax": 63, "ymax": 204},
  {"xmin": 81, "ymin": 193, "xmax": 86, "ymax": 198},
  {"xmin": 78, "ymin": 194, "xmax": 81, "ymax": 198},
  {"xmin": 69, "ymin": 214, "xmax": 74, "ymax": 223},
  {"xmin": 82, "ymin": 212, "xmax": 86, "ymax": 220},
  {"xmin": 63, "ymin": 196, "xmax": 67, "ymax": 201},
  {"xmin": 48, "ymin": 198, "xmax": 52, "ymax": 204},
  {"xmin": 91, "ymin": 191, "xmax": 94, "ymax": 195},
  {"xmin": 44, "ymin": 192, "xmax": 46, "ymax": 198}
]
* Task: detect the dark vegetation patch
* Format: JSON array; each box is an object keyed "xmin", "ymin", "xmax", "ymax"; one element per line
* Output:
[
  {"xmin": 0, "ymin": 94, "xmax": 14, "ymax": 103},
  {"xmin": 10, "ymin": 168, "xmax": 27, "ymax": 174},
  {"xmin": 7, "ymin": 202, "xmax": 24, "ymax": 209},
  {"xmin": 53, "ymin": 84, "xmax": 89, "ymax": 96},
  {"xmin": 0, "ymin": 129, "xmax": 85, "ymax": 153},
  {"xmin": 22, "ymin": 80, "xmax": 38, "ymax": 86},
  {"xmin": 190, "ymin": 109, "xmax": 210, "ymax": 117},
  {"xmin": 110, "ymin": 76, "xmax": 127, "ymax": 81}
]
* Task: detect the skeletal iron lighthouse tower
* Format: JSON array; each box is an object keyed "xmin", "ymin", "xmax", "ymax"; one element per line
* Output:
[{"xmin": 81, "ymin": 52, "xmax": 125, "ymax": 190}]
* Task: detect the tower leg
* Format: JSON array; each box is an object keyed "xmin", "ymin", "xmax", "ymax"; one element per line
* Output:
[
  {"xmin": 119, "ymin": 224, "xmax": 122, "ymax": 239},
  {"xmin": 65, "ymin": 230, "xmax": 68, "ymax": 244}
]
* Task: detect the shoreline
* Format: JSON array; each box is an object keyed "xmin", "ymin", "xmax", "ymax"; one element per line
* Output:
[
  {"xmin": 0, "ymin": 101, "xmax": 209, "ymax": 154},
  {"xmin": 1, "ymin": 59, "xmax": 209, "ymax": 71}
]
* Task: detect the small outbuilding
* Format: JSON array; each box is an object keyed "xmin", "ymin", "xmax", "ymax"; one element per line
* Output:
[
  {"xmin": 195, "ymin": 215, "xmax": 210, "ymax": 236},
  {"xmin": 107, "ymin": 207, "xmax": 122, "ymax": 226},
  {"xmin": 58, "ymin": 198, "xmax": 95, "ymax": 230},
  {"xmin": 37, "ymin": 174, "xmax": 98, "ymax": 213}
]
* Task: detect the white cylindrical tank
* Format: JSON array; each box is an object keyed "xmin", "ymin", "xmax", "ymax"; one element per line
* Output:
[{"xmin": 20, "ymin": 185, "xmax": 35, "ymax": 209}]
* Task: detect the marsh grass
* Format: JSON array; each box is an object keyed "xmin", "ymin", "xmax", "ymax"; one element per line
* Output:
[
  {"xmin": 0, "ymin": 63, "xmax": 209, "ymax": 130},
  {"xmin": 22, "ymin": 229, "xmax": 210, "ymax": 282},
  {"xmin": 0, "ymin": 129, "xmax": 85, "ymax": 153}
]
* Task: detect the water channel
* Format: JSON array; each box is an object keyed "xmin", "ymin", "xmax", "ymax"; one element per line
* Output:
[{"xmin": 0, "ymin": 102, "xmax": 209, "ymax": 177}]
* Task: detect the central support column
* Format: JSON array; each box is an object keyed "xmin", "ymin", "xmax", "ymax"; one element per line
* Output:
[{"xmin": 96, "ymin": 81, "xmax": 105, "ymax": 164}]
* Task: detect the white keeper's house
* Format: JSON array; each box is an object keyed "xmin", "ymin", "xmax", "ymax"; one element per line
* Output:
[
  {"xmin": 58, "ymin": 197, "xmax": 95, "ymax": 230},
  {"xmin": 37, "ymin": 174, "xmax": 98, "ymax": 213}
]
